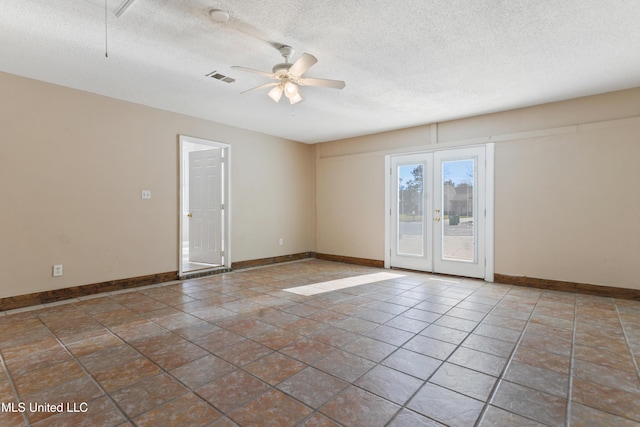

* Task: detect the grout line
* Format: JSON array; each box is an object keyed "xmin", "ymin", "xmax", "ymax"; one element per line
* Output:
[
  {"xmin": 3, "ymin": 304, "xmax": 45, "ymax": 315},
  {"xmin": 76, "ymin": 310, "xmax": 233, "ymax": 422},
  {"xmin": 5, "ymin": 262, "xmax": 640, "ymax": 427},
  {"xmin": 474, "ymin": 289, "xmax": 545, "ymax": 426},
  {"xmin": 74, "ymin": 266, "xmax": 389, "ymax": 424},
  {"xmin": 132, "ymin": 275, "xmax": 349, "ymax": 420},
  {"xmin": 565, "ymin": 295, "xmax": 579, "ymax": 427},
  {"xmin": 32, "ymin": 315, "xmax": 134, "ymax": 425},
  {"xmin": 0, "ymin": 351, "xmax": 30, "ymax": 426},
  {"xmin": 277, "ymin": 273, "xmax": 466, "ymax": 426},
  {"xmin": 614, "ymin": 304, "xmax": 640, "ymax": 383},
  {"xmin": 5, "ymin": 266, "xmax": 421, "ymax": 427},
  {"xmin": 73, "ymin": 294, "xmax": 262, "ymax": 423},
  {"xmin": 348, "ymin": 277, "xmax": 455, "ymax": 426},
  {"xmin": 383, "ymin": 280, "xmax": 526, "ymax": 426}
]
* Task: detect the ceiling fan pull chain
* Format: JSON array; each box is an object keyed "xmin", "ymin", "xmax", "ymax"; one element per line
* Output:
[{"xmin": 104, "ymin": 0, "xmax": 109, "ymax": 58}]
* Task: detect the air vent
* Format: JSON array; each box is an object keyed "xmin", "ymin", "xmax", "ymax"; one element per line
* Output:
[{"xmin": 206, "ymin": 71, "xmax": 235, "ymax": 83}]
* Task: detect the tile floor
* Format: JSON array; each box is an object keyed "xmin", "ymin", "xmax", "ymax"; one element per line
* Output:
[{"xmin": 1, "ymin": 259, "xmax": 640, "ymax": 426}]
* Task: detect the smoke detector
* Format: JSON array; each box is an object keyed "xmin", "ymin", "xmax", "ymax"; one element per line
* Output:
[{"xmin": 209, "ymin": 8, "xmax": 230, "ymax": 22}]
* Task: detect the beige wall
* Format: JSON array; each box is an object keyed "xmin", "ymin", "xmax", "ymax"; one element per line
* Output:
[
  {"xmin": 495, "ymin": 120, "xmax": 640, "ymax": 288},
  {"xmin": 0, "ymin": 72, "xmax": 315, "ymax": 298},
  {"xmin": 316, "ymin": 88, "xmax": 640, "ymax": 290},
  {"xmin": 2, "ymin": 69, "xmax": 639, "ymax": 298}
]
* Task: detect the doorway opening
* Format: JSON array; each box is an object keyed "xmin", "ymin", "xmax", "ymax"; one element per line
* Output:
[
  {"xmin": 179, "ymin": 135, "xmax": 230, "ymax": 277},
  {"xmin": 385, "ymin": 144, "xmax": 494, "ymax": 280}
]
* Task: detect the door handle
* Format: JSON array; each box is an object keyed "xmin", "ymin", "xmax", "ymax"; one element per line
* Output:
[
  {"xmin": 187, "ymin": 213, "xmax": 193, "ymax": 218},
  {"xmin": 435, "ymin": 217, "xmax": 441, "ymax": 222},
  {"xmin": 435, "ymin": 209, "xmax": 441, "ymax": 213}
]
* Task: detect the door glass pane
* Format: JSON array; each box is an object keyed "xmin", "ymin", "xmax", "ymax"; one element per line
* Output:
[
  {"xmin": 442, "ymin": 159, "xmax": 475, "ymax": 262},
  {"xmin": 398, "ymin": 164, "xmax": 424, "ymax": 256}
]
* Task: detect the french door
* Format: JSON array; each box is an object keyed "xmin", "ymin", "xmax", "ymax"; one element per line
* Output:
[{"xmin": 387, "ymin": 145, "xmax": 493, "ymax": 279}]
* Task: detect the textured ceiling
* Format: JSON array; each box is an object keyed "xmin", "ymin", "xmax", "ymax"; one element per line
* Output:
[{"xmin": 2, "ymin": 0, "xmax": 640, "ymax": 143}]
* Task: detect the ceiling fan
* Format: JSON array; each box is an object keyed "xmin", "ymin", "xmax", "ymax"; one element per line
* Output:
[{"xmin": 232, "ymin": 45, "xmax": 345, "ymax": 105}]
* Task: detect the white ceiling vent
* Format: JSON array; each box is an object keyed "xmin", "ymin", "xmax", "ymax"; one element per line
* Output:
[{"xmin": 206, "ymin": 71, "xmax": 235, "ymax": 83}]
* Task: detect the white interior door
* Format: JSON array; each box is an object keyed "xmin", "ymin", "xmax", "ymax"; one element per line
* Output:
[
  {"xmin": 389, "ymin": 145, "xmax": 491, "ymax": 279},
  {"xmin": 189, "ymin": 148, "xmax": 222, "ymax": 265}
]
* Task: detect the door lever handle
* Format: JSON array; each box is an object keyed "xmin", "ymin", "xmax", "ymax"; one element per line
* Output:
[{"xmin": 187, "ymin": 213, "xmax": 193, "ymax": 218}]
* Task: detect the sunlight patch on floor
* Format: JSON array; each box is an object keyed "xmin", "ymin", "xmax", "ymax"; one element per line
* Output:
[{"xmin": 284, "ymin": 272, "xmax": 406, "ymax": 296}]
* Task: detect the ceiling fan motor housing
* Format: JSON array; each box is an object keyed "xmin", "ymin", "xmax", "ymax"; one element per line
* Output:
[
  {"xmin": 278, "ymin": 45, "xmax": 294, "ymax": 60},
  {"xmin": 273, "ymin": 45, "xmax": 295, "ymax": 76},
  {"xmin": 272, "ymin": 63, "xmax": 293, "ymax": 76}
]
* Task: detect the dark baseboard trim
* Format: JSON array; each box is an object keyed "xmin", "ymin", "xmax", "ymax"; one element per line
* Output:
[
  {"xmin": 315, "ymin": 253, "xmax": 385, "ymax": 268},
  {"xmin": 231, "ymin": 252, "xmax": 316, "ymax": 270},
  {"xmin": 0, "ymin": 271, "xmax": 179, "ymax": 312},
  {"xmin": 1, "ymin": 252, "xmax": 320, "ymax": 312},
  {"xmin": 6, "ymin": 262, "xmax": 637, "ymax": 313},
  {"xmin": 230, "ymin": 252, "xmax": 384, "ymax": 271},
  {"xmin": 494, "ymin": 273, "xmax": 640, "ymax": 301},
  {"xmin": 180, "ymin": 267, "xmax": 232, "ymax": 280}
]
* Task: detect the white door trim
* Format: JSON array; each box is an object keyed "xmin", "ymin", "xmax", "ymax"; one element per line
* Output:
[
  {"xmin": 485, "ymin": 143, "xmax": 495, "ymax": 282},
  {"xmin": 384, "ymin": 155, "xmax": 391, "ymax": 269},
  {"xmin": 179, "ymin": 135, "xmax": 231, "ymax": 276}
]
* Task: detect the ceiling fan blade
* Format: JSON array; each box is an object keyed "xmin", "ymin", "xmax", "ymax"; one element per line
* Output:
[
  {"xmin": 297, "ymin": 77, "xmax": 346, "ymax": 89},
  {"xmin": 241, "ymin": 82, "xmax": 279, "ymax": 94},
  {"xmin": 231, "ymin": 66, "xmax": 276, "ymax": 79},
  {"xmin": 288, "ymin": 53, "xmax": 318, "ymax": 76}
]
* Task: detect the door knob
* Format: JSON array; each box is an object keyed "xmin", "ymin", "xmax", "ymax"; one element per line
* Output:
[
  {"xmin": 435, "ymin": 217, "xmax": 441, "ymax": 222},
  {"xmin": 187, "ymin": 213, "xmax": 193, "ymax": 218},
  {"xmin": 435, "ymin": 209, "xmax": 441, "ymax": 213}
]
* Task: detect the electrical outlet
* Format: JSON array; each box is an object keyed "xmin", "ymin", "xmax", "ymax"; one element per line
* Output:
[
  {"xmin": 141, "ymin": 190, "xmax": 151, "ymax": 199},
  {"xmin": 279, "ymin": 238, "xmax": 284, "ymax": 245},
  {"xmin": 53, "ymin": 265, "xmax": 63, "ymax": 277}
]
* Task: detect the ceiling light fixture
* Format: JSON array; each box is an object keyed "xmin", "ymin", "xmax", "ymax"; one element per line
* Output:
[
  {"xmin": 265, "ymin": 79, "xmax": 302, "ymax": 105},
  {"xmin": 283, "ymin": 80, "xmax": 302, "ymax": 104},
  {"xmin": 267, "ymin": 85, "xmax": 283, "ymax": 102},
  {"xmin": 233, "ymin": 45, "xmax": 345, "ymax": 106}
]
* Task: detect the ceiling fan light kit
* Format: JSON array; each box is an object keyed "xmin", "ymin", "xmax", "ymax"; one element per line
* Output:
[
  {"xmin": 268, "ymin": 85, "xmax": 283, "ymax": 102},
  {"xmin": 284, "ymin": 80, "xmax": 302, "ymax": 104},
  {"xmin": 232, "ymin": 45, "xmax": 345, "ymax": 105}
]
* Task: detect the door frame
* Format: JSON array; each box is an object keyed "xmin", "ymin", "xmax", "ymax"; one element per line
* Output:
[
  {"xmin": 384, "ymin": 143, "xmax": 494, "ymax": 281},
  {"xmin": 179, "ymin": 135, "xmax": 231, "ymax": 277}
]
